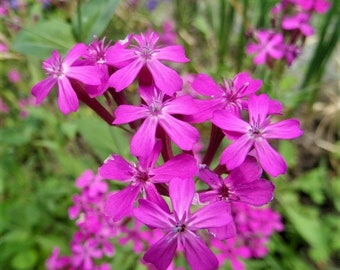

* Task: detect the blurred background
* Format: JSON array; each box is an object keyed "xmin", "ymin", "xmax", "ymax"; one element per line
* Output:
[{"xmin": 0, "ymin": 0, "xmax": 340, "ymax": 269}]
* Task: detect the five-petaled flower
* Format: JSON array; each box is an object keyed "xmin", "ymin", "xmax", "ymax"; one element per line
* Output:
[
  {"xmin": 107, "ymin": 31, "xmax": 189, "ymax": 95},
  {"xmin": 31, "ymin": 43, "xmax": 102, "ymax": 114},
  {"xmin": 134, "ymin": 177, "xmax": 232, "ymax": 270},
  {"xmin": 212, "ymin": 94, "xmax": 303, "ymax": 177}
]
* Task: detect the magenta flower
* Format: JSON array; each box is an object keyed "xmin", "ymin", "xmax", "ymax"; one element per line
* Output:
[
  {"xmin": 187, "ymin": 72, "xmax": 262, "ymax": 122},
  {"xmin": 282, "ymin": 12, "xmax": 314, "ymax": 36},
  {"xmin": 99, "ymin": 142, "xmax": 198, "ymax": 221},
  {"xmin": 134, "ymin": 177, "xmax": 232, "ymax": 270},
  {"xmin": 113, "ymin": 86, "xmax": 199, "ymax": 157},
  {"xmin": 71, "ymin": 238, "xmax": 102, "ymax": 270},
  {"xmin": 297, "ymin": 0, "xmax": 331, "ymax": 13},
  {"xmin": 211, "ymin": 94, "xmax": 303, "ymax": 177},
  {"xmin": 0, "ymin": 97, "xmax": 9, "ymax": 113},
  {"xmin": 83, "ymin": 36, "xmax": 113, "ymax": 97},
  {"xmin": 107, "ymin": 32, "xmax": 189, "ymax": 95},
  {"xmin": 246, "ymin": 30, "xmax": 284, "ymax": 65},
  {"xmin": 198, "ymin": 156, "xmax": 274, "ymax": 206},
  {"xmin": 31, "ymin": 43, "xmax": 102, "ymax": 114},
  {"xmin": 46, "ymin": 247, "xmax": 70, "ymax": 270}
]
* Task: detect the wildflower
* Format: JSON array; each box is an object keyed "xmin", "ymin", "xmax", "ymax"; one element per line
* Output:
[
  {"xmin": 113, "ymin": 86, "xmax": 199, "ymax": 157},
  {"xmin": 8, "ymin": 68, "xmax": 21, "ymax": 83},
  {"xmin": 198, "ymin": 156, "xmax": 274, "ymax": 206},
  {"xmin": 246, "ymin": 30, "xmax": 284, "ymax": 66},
  {"xmin": 282, "ymin": 12, "xmax": 314, "ymax": 36},
  {"xmin": 134, "ymin": 177, "xmax": 232, "ymax": 270},
  {"xmin": 31, "ymin": 43, "xmax": 101, "ymax": 114},
  {"xmin": 83, "ymin": 36, "xmax": 113, "ymax": 97},
  {"xmin": 99, "ymin": 142, "xmax": 198, "ymax": 221},
  {"xmin": 211, "ymin": 94, "xmax": 303, "ymax": 177},
  {"xmin": 187, "ymin": 72, "xmax": 262, "ymax": 122},
  {"xmin": 0, "ymin": 98, "xmax": 9, "ymax": 113},
  {"xmin": 107, "ymin": 32, "xmax": 189, "ymax": 95},
  {"xmin": 297, "ymin": 0, "xmax": 331, "ymax": 14},
  {"xmin": 46, "ymin": 247, "xmax": 70, "ymax": 270}
]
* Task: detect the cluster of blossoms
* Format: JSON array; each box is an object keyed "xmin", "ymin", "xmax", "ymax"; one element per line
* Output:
[
  {"xmin": 47, "ymin": 169, "xmax": 284, "ymax": 270},
  {"xmin": 33, "ymin": 26, "xmax": 303, "ymax": 269},
  {"xmin": 246, "ymin": 0, "xmax": 330, "ymax": 67}
]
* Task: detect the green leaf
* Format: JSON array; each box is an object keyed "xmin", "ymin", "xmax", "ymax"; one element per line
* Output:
[
  {"xmin": 11, "ymin": 249, "xmax": 38, "ymax": 270},
  {"xmin": 279, "ymin": 193, "xmax": 330, "ymax": 262},
  {"xmin": 11, "ymin": 19, "xmax": 76, "ymax": 59},
  {"xmin": 76, "ymin": 114, "xmax": 130, "ymax": 159},
  {"xmin": 72, "ymin": 0, "xmax": 120, "ymax": 43}
]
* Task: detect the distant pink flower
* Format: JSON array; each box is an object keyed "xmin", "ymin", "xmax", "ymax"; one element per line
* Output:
[
  {"xmin": 187, "ymin": 72, "xmax": 262, "ymax": 122},
  {"xmin": 283, "ymin": 44, "xmax": 301, "ymax": 66},
  {"xmin": 159, "ymin": 21, "xmax": 177, "ymax": 45},
  {"xmin": 31, "ymin": 43, "xmax": 101, "ymax": 114},
  {"xmin": 113, "ymin": 86, "xmax": 199, "ymax": 157},
  {"xmin": 46, "ymin": 247, "xmax": 70, "ymax": 270},
  {"xmin": 297, "ymin": 0, "xmax": 331, "ymax": 13},
  {"xmin": 18, "ymin": 96, "xmax": 37, "ymax": 118},
  {"xmin": 0, "ymin": 98, "xmax": 9, "ymax": 113},
  {"xmin": 71, "ymin": 238, "xmax": 102, "ymax": 270},
  {"xmin": 107, "ymin": 32, "xmax": 189, "ymax": 95},
  {"xmin": 0, "ymin": 42, "xmax": 8, "ymax": 52},
  {"xmin": 76, "ymin": 169, "xmax": 108, "ymax": 199},
  {"xmin": 99, "ymin": 142, "xmax": 198, "ymax": 221},
  {"xmin": 8, "ymin": 69, "xmax": 21, "ymax": 83},
  {"xmin": 282, "ymin": 12, "xmax": 314, "ymax": 36},
  {"xmin": 246, "ymin": 30, "xmax": 284, "ymax": 65},
  {"xmin": 211, "ymin": 94, "xmax": 303, "ymax": 177},
  {"xmin": 134, "ymin": 177, "xmax": 232, "ymax": 270}
]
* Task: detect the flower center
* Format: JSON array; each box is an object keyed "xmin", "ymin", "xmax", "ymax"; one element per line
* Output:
[
  {"xmin": 218, "ymin": 184, "xmax": 230, "ymax": 200},
  {"xmin": 173, "ymin": 223, "xmax": 186, "ymax": 233}
]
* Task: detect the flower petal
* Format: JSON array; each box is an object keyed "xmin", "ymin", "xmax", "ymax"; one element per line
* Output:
[
  {"xmin": 57, "ymin": 78, "xmax": 79, "ymax": 114},
  {"xmin": 212, "ymin": 110, "xmax": 250, "ymax": 133},
  {"xmin": 231, "ymin": 179, "xmax": 275, "ymax": 206},
  {"xmin": 113, "ymin": 105, "xmax": 148, "ymax": 124},
  {"xmin": 164, "ymin": 95, "xmax": 198, "ymax": 115},
  {"xmin": 134, "ymin": 198, "xmax": 172, "ymax": 229},
  {"xmin": 147, "ymin": 60, "xmax": 183, "ymax": 95},
  {"xmin": 67, "ymin": 66, "xmax": 102, "ymax": 85},
  {"xmin": 248, "ymin": 94, "xmax": 270, "ymax": 126},
  {"xmin": 191, "ymin": 73, "xmax": 221, "ymax": 96},
  {"xmin": 220, "ymin": 134, "xmax": 254, "ymax": 170},
  {"xmin": 255, "ymin": 139, "xmax": 287, "ymax": 177},
  {"xmin": 156, "ymin": 45, "xmax": 189, "ymax": 62},
  {"xmin": 264, "ymin": 119, "xmax": 303, "ymax": 139},
  {"xmin": 104, "ymin": 184, "xmax": 141, "ymax": 221},
  {"xmin": 227, "ymin": 156, "xmax": 262, "ymax": 185},
  {"xmin": 109, "ymin": 59, "xmax": 144, "ymax": 91},
  {"xmin": 98, "ymin": 154, "xmax": 133, "ymax": 181},
  {"xmin": 189, "ymin": 201, "xmax": 232, "ymax": 230},
  {"xmin": 143, "ymin": 232, "xmax": 178, "ymax": 270},
  {"xmin": 159, "ymin": 114, "xmax": 199, "ymax": 151},
  {"xmin": 131, "ymin": 117, "xmax": 158, "ymax": 157},
  {"xmin": 144, "ymin": 183, "xmax": 171, "ymax": 214},
  {"xmin": 151, "ymin": 154, "xmax": 198, "ymax": 183},
  {"xmin": 63, "ymin": 43, "xmax": 87, "ymax": 66},
  {"xmin": 197, "ymin": 166, "xmax": 223, "ymax": 189},
  {"xmin": 169, "ymin": 178, "xmax": 195, "ymax": 220},
  {"xmin": 183, "ymin": 231, "xmax": 219, "ymax": 270},
  {"xmin": 31, "ymin": 77, "xmax": 56, "ymax": 104}
]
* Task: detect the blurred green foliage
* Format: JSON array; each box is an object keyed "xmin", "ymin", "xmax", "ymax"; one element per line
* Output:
[{"xmin": 1, "ymin": 0, "xmax": 340, "ymax": 269}]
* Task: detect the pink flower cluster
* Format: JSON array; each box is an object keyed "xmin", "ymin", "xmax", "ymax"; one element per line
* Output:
[
  {"xmin": 246, "ymin": 0, "xmax": 330, "ymax": 67},
  {"xmin": 46, "ymin": 170, "xmax": 115, "ymax": 270},
  {"xmin": 33, "ymin": 30, "xmax": 303, "ymax": 270}
]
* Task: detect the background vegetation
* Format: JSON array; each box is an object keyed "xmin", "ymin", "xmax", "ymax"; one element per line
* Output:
[{"xmin": 1, "ymin": 0, "xmax": 340, "ymax": 269}]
